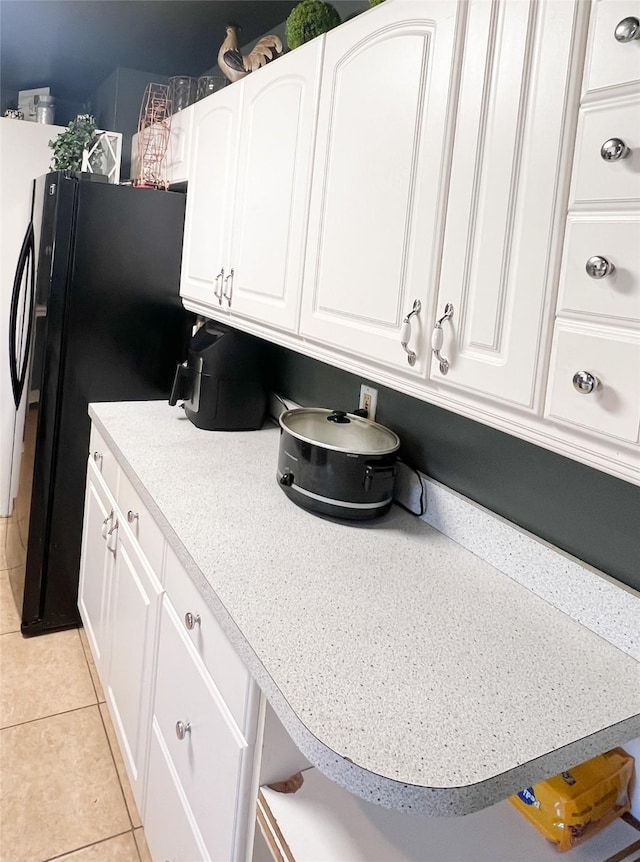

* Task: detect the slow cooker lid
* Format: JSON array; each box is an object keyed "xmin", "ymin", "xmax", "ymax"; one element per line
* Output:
[{"xmin": 279, "ymin": 408, "xmax": 400, "ymax": 454}]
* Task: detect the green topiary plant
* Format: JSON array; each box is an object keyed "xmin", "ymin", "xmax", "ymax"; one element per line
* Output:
[
  {"xmin": 285, "ymin": 0, "xmax": 341, "ymax": 50},
  {"xmin": 369, "ymin": 0, "xmax": 386, "ymax": 5},
  {"xmin": 49, "ymin": 115, "xmax": 97, "ymax": 172}
]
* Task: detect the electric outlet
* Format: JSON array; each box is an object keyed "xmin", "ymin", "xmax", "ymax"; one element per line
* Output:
[{"xmin": 359, "ymin": 385, "xmax": 378, "ymax": 421}]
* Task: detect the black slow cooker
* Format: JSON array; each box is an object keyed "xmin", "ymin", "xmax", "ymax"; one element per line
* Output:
[{"xmin": 277, "ymin": 408, "xmax": 400, "ymax": 520}]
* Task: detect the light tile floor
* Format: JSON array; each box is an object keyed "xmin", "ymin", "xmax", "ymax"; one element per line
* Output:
[{"xmin": 0, "ymin": 516, "xmax": 152, "ymax": 862}]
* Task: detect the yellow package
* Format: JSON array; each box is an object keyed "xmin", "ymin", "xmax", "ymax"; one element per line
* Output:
[{"xmin": 510, "ymin": 748, "xmax": 634, "ymax": 852}]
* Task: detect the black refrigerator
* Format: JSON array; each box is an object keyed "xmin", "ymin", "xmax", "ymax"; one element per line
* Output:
[{"xmin": 6, "ymin": 172, "xmax": 192, "ymax": 636}]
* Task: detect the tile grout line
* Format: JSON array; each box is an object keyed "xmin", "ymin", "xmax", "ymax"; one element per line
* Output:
[
  {"xmin": 74, "ymin": 626, "xmax": 140, "ymax": 834},
  {"xmin": 96, "ymin": 695, "xmax": 140, "ymax": 834},
  {"xmin": 76, "ymin": 626, "xmax": 103, "ymax": 705},
  {"xmin": 42, "ymin": 828, "xmax": 139, "ymax": 862},
  {"xmin": 0, "ymin": 701, "xmax": 101, "ymax": 732}
]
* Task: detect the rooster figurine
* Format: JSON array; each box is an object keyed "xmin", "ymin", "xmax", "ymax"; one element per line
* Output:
[{"xmin": 218, "ymin": 25, "xmax": 283, "ymax": 83}]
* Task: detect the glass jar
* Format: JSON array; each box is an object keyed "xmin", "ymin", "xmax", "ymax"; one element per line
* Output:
[
  {"xmin": 196, "ymin": 76, "xmax": 227, "ymax": 101},
  {"xmin": 168, "ymin": 76, "xmax": 197, "ymax": 113}
]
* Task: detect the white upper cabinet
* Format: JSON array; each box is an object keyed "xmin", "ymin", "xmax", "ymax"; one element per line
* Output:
[
  {"xmin": 181, "ymin": 40, "xmax": 322, "ymax": 333},
  {"xmin": 428, "ymin": 0, "xmax": 584, "ymax": 409},
  {"xmin": 299, "ymin": 0, "xmax": 463, "ymax": 373},
  {"xmin": 180, "ymin": 86, "xmax": 241, "ymax": 312},
  {"xmin": 228, "ymin": 39, "xmax": 322, "ymax": 332}
]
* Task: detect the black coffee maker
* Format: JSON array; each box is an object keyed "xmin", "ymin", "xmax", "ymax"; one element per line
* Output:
[{"xmin": 169, "ymin": 321, "xmax": 267, "ymax": 430}]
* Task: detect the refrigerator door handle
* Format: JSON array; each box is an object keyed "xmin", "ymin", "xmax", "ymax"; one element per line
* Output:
[{"xmin": 9, "ymin": 221, "xmax": 36, "ymax": 408}]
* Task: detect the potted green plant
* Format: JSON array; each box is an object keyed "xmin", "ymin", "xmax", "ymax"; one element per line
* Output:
[
  {"xmin": 285, "ymin": 0, "xmax": 341, "ymax": 50},
  {"xmin": 49, "ymin": 115, "xmax": 97, "ymax": 172}
]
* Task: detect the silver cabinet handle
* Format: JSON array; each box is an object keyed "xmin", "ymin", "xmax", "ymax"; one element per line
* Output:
[
  {"xmin": 93, "ymin": 451, "xmax": 103, "ymax": 467},
  {"xmin": 400, "ymin": 299, "xmax": 421, "ymax": 366},
  {"xmin": 101, "ymin": 509, "xmax": 114, "ymax": 539},
  {"xmin": 585, "ymin": 256, "xmax": 615, "ymax": 279},
  {"xmin": 600, "ymin": 138, "xmax": 630, "ymax": 161},
  {"xmin": 213, "ymin": 267, "xmax": 224, "ymax": 305},
  {"xmin": 175, "ymin": 720, "xmax": 191, "ymax": 740},
  {"xmin": 572, "ymin": 371, "xmax": 601, "ymax": 394},
  {"xmin": 106, "ymin": 518, "xmax": 119, "ymax": 553},
  {"xmin": 126, "ymin": 510, "xmax": 139, "ymax": 524},
  {"xmin": 222, "ymin": 267, "xmax": 234, "ymax": 307},
  {"xmin": 431, "ymin": 303, "xmax": 454, "ymax": 375},
  {"xmin": 184, "ymin": 611, "xmax": 201, "ymax": 630},
  {"xmin": 615, "ymin": 16, "xmax": 640, "ymax": 42}
]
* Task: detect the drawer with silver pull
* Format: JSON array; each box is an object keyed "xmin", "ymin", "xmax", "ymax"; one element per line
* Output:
[
  {"xmin": 88, "ymin": 424, "xmax": 119, "ymax": 497},
  {"xmin": 583, "ymin": 1, "xmax": 640, "ymax": 97},
  {"xmin": 117, "ymin": 468, "xmax": 164, "ymax": 576},
  {"xmin": 152, "ymin": 597, "xmax": 246, "ymax": 862},
  {"xmin": 163, "ymin": 542, "xmax": 252, "ymax": 734},
  {"xmin": 570, "ymin": 96, "xmax": 640, "ymax": 207},
  {"xmin": 545, "ymin": 323, "xmax": 640, "ymax": 442},
  {"xmin": 582, "ymin": 0, "xmax": 640, "ymax": 95},
  {"xmin": 557, "ymin": 216, "xmax": 640, "ymax": 322}
]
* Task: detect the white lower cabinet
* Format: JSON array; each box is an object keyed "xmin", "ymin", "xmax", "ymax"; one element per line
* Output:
[
  {"xmin": 144, "ymin": 597, "xmax": 252, "ymax": 861},
  {"xmin": 80, "ymin": 425, "xmax": 640, "ymax": 861},
  {"xmin": 78, "ymin": 458, "xmax": 116, "ymax": 680},
  {"xmin": 79, "ymin": 425, "xmax": 261, "ymax": 862},
  {"xmin": 145, "ymin": 720, "xmax": 210, "ymax": 862},
  {"xmin": 105, "ymin": 518, "xmax": 163, "ymax": 809}
]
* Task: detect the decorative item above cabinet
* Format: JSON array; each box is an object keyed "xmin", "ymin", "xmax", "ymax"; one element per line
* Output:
[{"xmin": 179, "ymin": 0, "xmax": 639, "ymax": 486}]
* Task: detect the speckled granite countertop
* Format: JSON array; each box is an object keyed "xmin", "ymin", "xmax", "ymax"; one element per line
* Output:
[{"xmin": 89, "ymin": 401, "xmax": 640, "ymax": 816}]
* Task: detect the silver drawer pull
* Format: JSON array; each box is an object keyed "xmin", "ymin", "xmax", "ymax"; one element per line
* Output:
[
  {"xmin": 126, "ymin": 510, "xmax": 139, "ymax": 524},
  {"xmin": 213, "ymin": 267, "xmax": 224, "ymax": 305},
  {"xmin": 585, "ymin": 256, "xmax": 615, "ymax": 279},
  {"xmin": 106, "ymin": 519, "xmax": 119, "ymax": 553},
  {"xmin": 93, "ymin": 451, "xmax": 103, "ymax": 466},
  {"xmin": 400, "ymin": 299, "xmax": 421, "ymax": 366},
  {"xmin": 615, "ymin": 16, "xmax": 640, "ymax": 42},
  {"xmin": 184, "ymin": 612, "xmax": 201, "ymax": 631},
  {"xmin": 572, "ymin": 371, "xmax": 601, "ymax": 394},
  {"xmin": 431, "ymin": 303, "xmax": 454, "ymax": 375},
  {"xmin": 175, "ymin": 720, "xmax": 191, "ymax": 740},
  {"xmin": 101, "ymin": 509, "xmax": 114, "ymax": 539},
  {"xmin": 222, "ymin": 268, "xmax": 234, "ymax": 307},
  {"xmin": 600, "ymin": 138, "xmax": 630, "ymax": 162}
]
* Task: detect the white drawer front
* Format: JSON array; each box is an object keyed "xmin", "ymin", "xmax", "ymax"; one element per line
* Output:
[
  {"xmin": 583, "ymin": 0, "xmax": 640, "ymax": 96},
  {"xmin": 557, "ymin": 216, "xmax": 640, "ymax": 323},
  {"xmin": 117, "ymin": 468, "xmax": 164, "ymax": 576},
  {"xmin": 145, "ymin": 721, "xmax": 210, "ymax": 862},
  {"xmin": 571, "ymin": 97, "xmax": 640, "ymax": 207},
  {"xmin": 546, "ymin": 324, "xmax": 640, "ymax": 442},
  {"xmin": 154, "ymin": 598, "xmax": 246, "ymax": 862},
  {"xmin": 89, "ymin": 424, "xmax": 119, "ymax": 497},
  {"xmin": 164, "ymin": 542, "xmax": 252, "ymax": 734}
]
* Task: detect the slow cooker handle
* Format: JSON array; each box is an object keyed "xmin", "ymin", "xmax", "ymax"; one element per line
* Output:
[{"xmin": 363, "ymin": 463, "xmax": 396, "ymax": 492}]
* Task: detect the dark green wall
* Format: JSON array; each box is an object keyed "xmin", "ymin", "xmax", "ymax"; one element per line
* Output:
[{"xmin": 266, "ymin": 344, "xmax": 640, "ymax": 592}]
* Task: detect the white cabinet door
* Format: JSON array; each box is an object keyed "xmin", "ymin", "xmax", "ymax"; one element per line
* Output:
[
  {"xmin": 228, "ymin": 39, "xmax": 322, "ymax": 332},
  {"xmin": 77, "ymin": 459, "xmax": 116, "ymax": 681},
  {"xmin": 180, "ymin": 87, "xmax": 241, "ymax": 313},
  {"xmin": 429, "ymin": 0, "xmax": 585, "ymax": 408},
  {"xmin": 152, "ymin": 597, "xmax": 250, "ymax": 862},
  {"xmin": 299, "ymin": 0, "xmax": 463, "ymax": 373},
  {"xmin": 105, "ymin": 519, "xmax": 163, "ymax": 811},
  {"xmin": 144, "ymin": 721, "xmax": 210, "ymax": 862}
]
